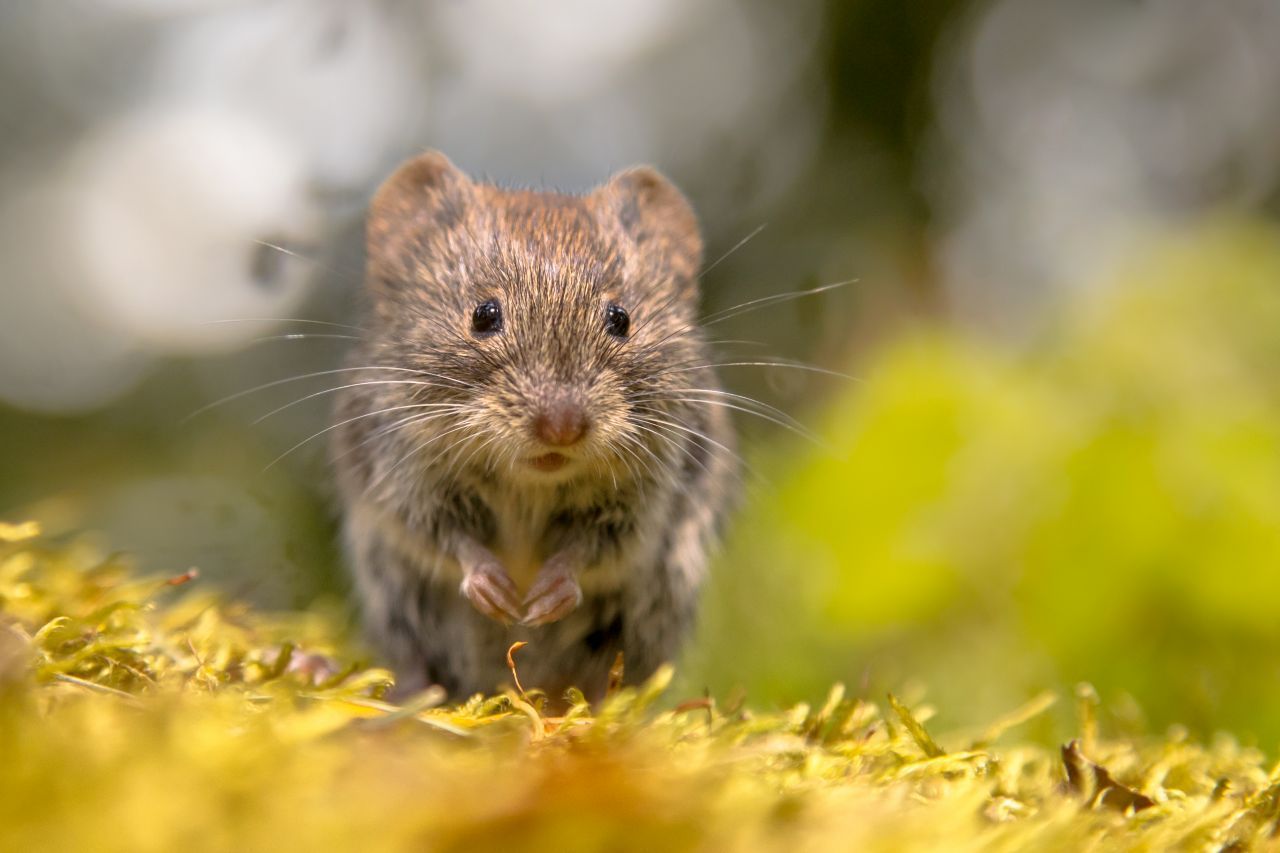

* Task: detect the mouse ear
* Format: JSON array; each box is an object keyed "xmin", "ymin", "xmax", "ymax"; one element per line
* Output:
[
  {"xmin": 597, "ymin": 166, "xmax": 703, "ymax": 287},
  {"xmin": 366, "ymin": 150, "xmax": 472, "ymax": 267}
]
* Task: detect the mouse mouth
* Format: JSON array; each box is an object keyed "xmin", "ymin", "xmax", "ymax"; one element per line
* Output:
[{"xmin": 528, "ymin": 452, "xmax": 570, "ymax": 472}]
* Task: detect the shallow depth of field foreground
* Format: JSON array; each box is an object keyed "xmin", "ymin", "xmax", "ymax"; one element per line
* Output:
[{"xmin": 3, "ymin": 519, "xmax": 1280, "ymax": 852}]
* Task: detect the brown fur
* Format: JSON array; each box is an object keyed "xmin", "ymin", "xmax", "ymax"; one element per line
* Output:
[{"xmin": 331, "ymin": 151, "xmax": 735, "ymax": 701}]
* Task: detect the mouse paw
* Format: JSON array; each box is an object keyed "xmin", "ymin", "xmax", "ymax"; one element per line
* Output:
[
  {"xmin": 460, "ymin": 561, "xmax": 522, "ymax": 625},
  {"xmin": 522, "ymin": 562, "xmax": 583, "ymax": 626}
]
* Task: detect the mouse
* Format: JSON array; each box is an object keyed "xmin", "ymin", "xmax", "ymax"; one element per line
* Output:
[{"xmin": 330, "ymin": 151, "xmax": 735, "ymax": 702}]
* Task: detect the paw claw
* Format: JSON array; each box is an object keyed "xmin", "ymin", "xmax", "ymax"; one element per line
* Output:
[
  {"xmin": 521, "ymin": 568, "xmax": 583, "ymax": 626},
  {"xmin": 460, "ymin": 562, "xmax": 522, "ymax": 624}
]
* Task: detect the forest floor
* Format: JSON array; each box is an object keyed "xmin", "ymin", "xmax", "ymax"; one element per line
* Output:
[{"xmin": 2, "ymin": 520, "xmax": 1276, "ymax": 852}]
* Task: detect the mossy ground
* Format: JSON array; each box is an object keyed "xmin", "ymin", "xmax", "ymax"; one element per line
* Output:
[{"xmin": 2, "ymin": 520, "xmax": 1278, "ymax": 852}]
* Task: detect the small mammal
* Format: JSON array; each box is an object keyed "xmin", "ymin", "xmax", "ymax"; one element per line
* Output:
[{"xmin": 331, "ymin": 151, "xmax": 735, "ymax": 701}]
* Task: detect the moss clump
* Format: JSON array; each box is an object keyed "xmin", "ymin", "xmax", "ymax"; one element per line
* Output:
[{"xmin": 2, "ymin": 520, "xmax": 1279, "ymax": 851}]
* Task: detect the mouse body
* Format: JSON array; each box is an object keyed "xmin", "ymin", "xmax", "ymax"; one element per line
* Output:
[{"xmin": 331, "ymin": 151, "xmax": 734, "ymax": 700}]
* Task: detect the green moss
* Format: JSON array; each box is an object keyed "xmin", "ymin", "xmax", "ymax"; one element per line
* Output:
[{"xmin": 3, "ymin": 521, "xmax": 1279, "ymax": 852}]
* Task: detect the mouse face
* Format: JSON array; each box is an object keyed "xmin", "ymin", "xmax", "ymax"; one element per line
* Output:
[{"xmin": 355, "ymin": 152, "xmax": 709, "ymax": 488}]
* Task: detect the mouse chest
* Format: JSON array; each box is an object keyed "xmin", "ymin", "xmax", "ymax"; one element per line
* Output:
[{"xmin": 485, "ymin": 492, "xmax": 559, "ymax": 593}]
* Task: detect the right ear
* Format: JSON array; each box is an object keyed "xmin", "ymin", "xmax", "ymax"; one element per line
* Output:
[
  {"xmin": 595, "ymin": 165, "xmax": 703, "ymax": 286},
  {"xmin": 366, "ymin": 150, "xmax": 472, "ymax": 263}
]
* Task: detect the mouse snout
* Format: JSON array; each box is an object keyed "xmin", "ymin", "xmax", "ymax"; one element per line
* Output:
[{"xmin": 531, "ymin": 395, "xmax": 589, "ymax": 447}]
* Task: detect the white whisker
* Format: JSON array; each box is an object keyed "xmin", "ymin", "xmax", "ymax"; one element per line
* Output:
[
  {"xmin": 328, "ymin": 405, "xmax": 470, "ymax": 468},
  {"xmin": 626, "ymin": 417, "xmax": 718, "ymax": 479},
  {"xmin": 630, "ymin": 410, "xmax": 743, "ymax": 468},
  {"xmin": 700, "ymin": 222, "xmax": 767, "ymax": 277},
  {"xmin": 640, "ymin": 396, "xmax": 821, "ymax": 446},
  {"xmin": 701, "ymin": 278, "xmax": 857, "ymax": 326},
  {"xmin": 250, "ymin": 333, "xmax": 362, "ymax": 344},
  {"xmin": 667, "ymin": 361, "xmax": 854, "ymax": 380},
  {"xmin": 362, "ymin": 421, "xmax": 477, "ymax": 499},
  {"xmin": 201, "ymin": 317, "xmax": 369, "ymax": 333},
  {"xmin": 183, "ymin": 365, "xmax": 433, "ymax": 422},
  {"xmin": 251, "ymin": 380, "xmax": 459, "ymax": 425}
]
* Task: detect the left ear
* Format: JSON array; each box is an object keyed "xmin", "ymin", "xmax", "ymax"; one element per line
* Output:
[{"xmin": 595, "ymin": 166, "xmax": 703, "ymax": 286}]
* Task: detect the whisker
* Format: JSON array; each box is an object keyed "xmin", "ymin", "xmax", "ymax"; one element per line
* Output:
[
  {"xmin": 631, "ymin": 411, "xmax": 759, "ymax": 488},
  {"xmin": 629, "ymin": 385, "xmax": 814, "ymax": 437},
  {"xmin": 667, "ymin": 360, "xmax": 855, "ymax": 380},
  {"xmin": 634, "ymin": 389, "xmax": 803, "ymax": 432},
  {"xmin": 250, "ymin": 333, "xmax": 362, "ymax": 344},
  {"xmin": 470, "ymin": 434, "xmax": 508, "ymax": 478},
  {"xmin": 203, "ymin": 315, "xmax": 464, "ymax": 357},
  {"xmin": 637, "ymin": 396, "xmax": 821, "ymax": 446},
  {"xmin": 630, "ymin": 410, "xmax": 744, "ymax": 468},
  {"xmin": 251, "ymin": 379, "xmax": 459, "ymax": 425},
  {"xmin": 607, "ymin": 432, "xmax": 646, "ymax": 482},
  {"xmin": 700, "ymin": 223, "xmax": 767, "ymax": 278},
  {"xmin": 329, "ymin": 405, "xmax": 470, "ymax": 467},
  {"xmin": 628, "ymin": 414, "xmax": 729, "ymax": 479},
  {"xmin": 608, "ymin": 445, "xmax": 636, "ymax": 486},
  {"xmin": 627, "ymin": 276, "xmax": 852, "ymax": 356},
  {"xmin": 201, "ymin": 317, "xmax": 370, "ymax": 334},
  {"xmin": 433, "ymin": 425, "xmax": 494, "ymax": 484},
  {"xmin": 626, "ymin": 419, "xmax": 712, "ymax": 479},
  {"xmin": 182, "ymin": 365, "xmax": 437, "ymax": 423},
  {"xmin": 631, "ymin": 385, "xmax": 798, "ymax": 419},
  {"xmin": 704, "ymin": 338, "xmax": 767, "ymax": 349},
  {"xmin": 250, "ymin": 238, "xmax": 363, "ymax": 279},
  {"xmin": 263, "ymin": 403, "xmax": 462, "ymax": 471},
  {"xmin": 614, "ymin": 431, "xmax": 662, "ymax": 482},
  {"xmin": 701, "ymin": 278, "xmax": 857, "ymax": 326},
  {"xmin": 362, "ymin": 422, "xmax": 476, "ymax": 499}
]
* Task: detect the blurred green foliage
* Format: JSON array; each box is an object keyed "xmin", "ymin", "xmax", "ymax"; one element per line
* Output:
[{"xmin": 691, "ymin": 222, "xmax": 1280, "ymax": 746}]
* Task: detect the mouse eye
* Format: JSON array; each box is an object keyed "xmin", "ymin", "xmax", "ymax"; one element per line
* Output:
[
  {"xmin": 471, "ymin": 299, "xmax": 503, "ymax": 336},
  {"xmin": 604, "ymin": 303, "xmax": 630, "ymax": 339}
]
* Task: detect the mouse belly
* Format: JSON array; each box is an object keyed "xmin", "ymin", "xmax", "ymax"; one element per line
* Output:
[{"xmin": 492, "ymin": 545, "xmax": 541, "ymax": 596}]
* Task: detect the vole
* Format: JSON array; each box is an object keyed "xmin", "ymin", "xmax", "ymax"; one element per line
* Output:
[{"xmin": 330, "ymin": 151, "xmax": 735, "ymax": 701}]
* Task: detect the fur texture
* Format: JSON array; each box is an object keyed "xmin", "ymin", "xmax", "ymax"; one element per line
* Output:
[{"xmin": 331, "ymin": 151, "xmax": 735, "ymax": 700}]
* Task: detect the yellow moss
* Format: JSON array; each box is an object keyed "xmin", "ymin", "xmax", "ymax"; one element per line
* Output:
[{"xmin": 2, "ymin": 524, "xmax": 1279, "ymax": 851}]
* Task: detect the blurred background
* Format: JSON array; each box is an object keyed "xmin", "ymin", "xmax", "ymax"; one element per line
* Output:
[{"xmin": 4, "ymin": 0, "xmax": 1280, "ymax": 744}]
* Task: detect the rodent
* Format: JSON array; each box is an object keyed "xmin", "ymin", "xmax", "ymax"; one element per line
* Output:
[{"xmin": 330, "ymin": 151, "xmax": 736, "ymax": 702}]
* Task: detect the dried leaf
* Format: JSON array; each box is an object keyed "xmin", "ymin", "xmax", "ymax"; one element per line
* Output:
[{"xmin": 1062, "ymin": 739, "xmax": 1156, "ymax": 812}]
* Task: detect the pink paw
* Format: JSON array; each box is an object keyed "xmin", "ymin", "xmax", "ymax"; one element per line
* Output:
[
  {"xmin": 460, "ymin": 561, "xmax": 522, "ymax": 624},
  {"xmin": 522, "ymin": 563, "xmax": 583, "ymax": 626}
]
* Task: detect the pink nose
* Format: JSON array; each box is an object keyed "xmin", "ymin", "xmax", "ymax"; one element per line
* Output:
[{"xmin": 532, "ymin": 399, "xmax": 588, "ymax": 447}]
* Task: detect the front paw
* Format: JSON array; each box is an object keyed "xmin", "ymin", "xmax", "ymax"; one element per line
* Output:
[
  {"xmin": 460, "ymin": 561, "xmax": 523, "ymax": 624},
  {"xmin": 522, "ymin": 562, "xmax": 583, "ymax": 626}
]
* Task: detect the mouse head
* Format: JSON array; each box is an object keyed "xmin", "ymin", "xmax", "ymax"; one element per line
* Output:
[{"xmin": 360, "ymin": 150, "xmax": 710, "ymax": 485}]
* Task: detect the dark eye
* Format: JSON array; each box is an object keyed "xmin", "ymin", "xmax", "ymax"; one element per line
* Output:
[
  {"xmin": 471, "ymin": 299, "xmax": 503, "ymax": 336},
  {"xmin": 604, "ymin": 303, "xmax": 630, "ymax": 338}
]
